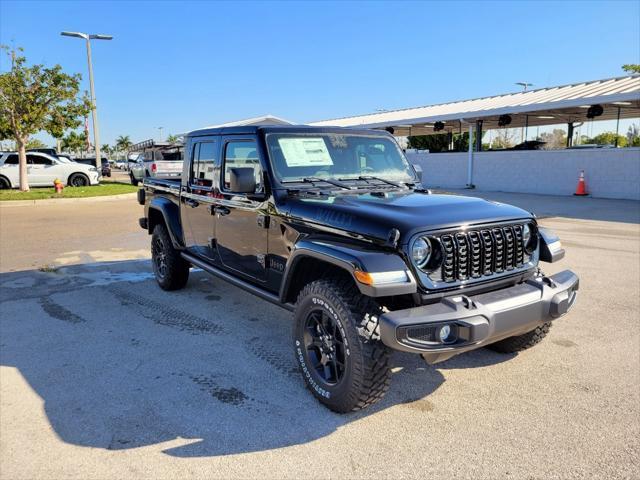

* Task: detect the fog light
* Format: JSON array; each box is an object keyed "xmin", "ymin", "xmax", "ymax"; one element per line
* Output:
[{"xmin": 439, "ymin": 325, "xmax": 451, "ymax": 342}]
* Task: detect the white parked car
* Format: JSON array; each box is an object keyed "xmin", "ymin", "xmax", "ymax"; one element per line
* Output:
[{"xmin": 0, "ymin": 152, "xmax": 100, "ymax": 189}]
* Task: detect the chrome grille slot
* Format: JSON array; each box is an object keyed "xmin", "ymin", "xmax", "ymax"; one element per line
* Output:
[
  {"xmin": 504, "ymin": 226, "xmax": 515, "ymax": 270},
  {"xmin": 468, "ymin": 231, "xmax": 482, "ymax": 278},
  {"xmin": 493, "ymin": 228, "xmax": 505, "ymax": 273},
  {"xmin": 434, "ymin": 223, "xmax": 529, "ymax": 284},
  {"xmin": 441, "ymin": 234, "xmax": 456, "ymax": 282},
  {"xmin": 455, "ymin": 233, "xmax": 469, "ymax": 280},
  {"xmin": 481, "ymin": 230, "xmax": 493, "ymax": 275}
]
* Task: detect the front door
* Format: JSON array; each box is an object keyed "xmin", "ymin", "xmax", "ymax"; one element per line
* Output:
[
  {"xmin": 215, "ymin": 137, "xmax": 268, "ymax": 282},
  {"xmin": 181, "ymin": 139, "xmax": 219, "ymax": 261},
  {"xmin": 27, "ymin": 154, "xmax": 57, "ymax": 186}
]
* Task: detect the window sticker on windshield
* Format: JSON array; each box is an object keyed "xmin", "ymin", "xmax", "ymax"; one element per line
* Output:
[{"xmin": 278, "ymin": 138, "xmax": 334, "ymax": 167}]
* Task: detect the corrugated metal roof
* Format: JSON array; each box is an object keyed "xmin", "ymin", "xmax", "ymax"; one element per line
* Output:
[{"xmin": 309, "ymin": 75, "xmax": 640, "ymax": 132}]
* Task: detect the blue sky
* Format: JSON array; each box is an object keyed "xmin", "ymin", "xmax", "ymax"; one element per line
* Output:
[{"xmin": 1, "ymin": 0, "xmax": 639, "ymax": 146}]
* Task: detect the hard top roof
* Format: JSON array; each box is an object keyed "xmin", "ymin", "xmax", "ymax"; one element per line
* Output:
[{"xmin": 185, "ymin": 124, "xmax": 394, "ymax": 138}]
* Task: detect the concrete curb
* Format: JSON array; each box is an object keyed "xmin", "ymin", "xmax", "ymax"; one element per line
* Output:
[{"xmin": 0, "ymin": 192, "xmax": 137, "ymax": 207}]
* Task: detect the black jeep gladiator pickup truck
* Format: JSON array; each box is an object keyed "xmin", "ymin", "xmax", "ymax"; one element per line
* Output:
[{"xmin": 138, "ymin": 125, "xmax": 579, "ymax": 413}]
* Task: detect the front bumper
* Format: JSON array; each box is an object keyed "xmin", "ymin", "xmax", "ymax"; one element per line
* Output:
[{"xmin": 379, "ymin": 270, "xmax": 579, "ymax": 363}]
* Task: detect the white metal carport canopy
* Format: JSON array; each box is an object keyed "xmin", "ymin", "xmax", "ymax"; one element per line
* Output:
[{"xmin": 309, "ymin": 75, "xmax": 640, "ymax": 136}]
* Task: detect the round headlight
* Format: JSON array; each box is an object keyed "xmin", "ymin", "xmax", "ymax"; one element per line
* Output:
[
  {"xmin": 522, "ymin": 224, "xmax": 531, "ymax": 246},
  {"xmin": 412, "ymin": 237, "xmax": 431, "ymax": 268}
]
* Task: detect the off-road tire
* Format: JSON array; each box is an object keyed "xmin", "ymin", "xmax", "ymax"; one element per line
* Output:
[
  {"xmin": 68, "ymin": 173, "xmax": 89, "ymax": 187},
  {"xmin": 293, "ymin": 277, "xmax": 391, "ymax": 413},
  {"xmin": 130, "ymin": 174, "xmax": 139, "ymax": 186},
  {"xmin": 486, "ymin": 322, "xmax": 551, "ymax": 353},
  {"xmin": 151, "ymin": 223, "xmax": 189, "ymax": 291}
]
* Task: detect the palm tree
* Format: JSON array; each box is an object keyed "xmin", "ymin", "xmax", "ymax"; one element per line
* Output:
[
  {"xmin": 102, "ymin": 144, "xmax": 111, "ymax": 158},
  {"xmin": 115, "ymin": 135, "xmax": 133, "ymax": 160},
  {"xmin": 166, "ymin": 134, "xmax": 179, "ymax": 144}
]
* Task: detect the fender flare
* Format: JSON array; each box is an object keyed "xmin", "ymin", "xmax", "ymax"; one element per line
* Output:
[
  {"xmin": 147, "ymin": 197, "xmax": 184, "ymax": 249},
  {"xmin": 279, "ymin": 238, "xmax": 416, "ymax": 301}
]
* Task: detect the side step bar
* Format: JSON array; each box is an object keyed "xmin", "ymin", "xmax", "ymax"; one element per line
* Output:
[{"xmin": 181, "ymin": 252, "xmax": 294, "ymax": 312}]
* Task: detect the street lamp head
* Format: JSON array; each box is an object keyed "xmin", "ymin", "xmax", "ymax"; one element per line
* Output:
[
  {"xmin": 89, "ymin": 34, "xmax": 113, "ymax": 40},
  {"xmin": 61, "ymin": 31, "xmax": 88, "ymax": 40}
]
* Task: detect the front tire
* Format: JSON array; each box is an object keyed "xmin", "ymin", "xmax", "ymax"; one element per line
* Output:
[
  {"xmin": 130, "ymin": 174, "xmax": 139, "ymax": 186},
  {"xmin": 0, "ymin": 176, "xmax": 10, "ymax": 189},
  {"xmin": 68, "ymin": 173, "xmax": 89, "ymax": 187},
  {"xmin": 486, "ymin": 322, "xmax": 551, "ymax": 353},
  {"xmin": 151, "ymin": 223, "xmax": 189, "ymax": 291},
  {"xmin": 293, "ymin": 277, "xmax": 391, "ymax": 413}
]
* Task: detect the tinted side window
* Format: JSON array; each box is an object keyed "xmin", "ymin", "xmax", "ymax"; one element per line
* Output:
[
  {"xmin": 3, "ymin": 155, "xmax": 19, "ymax": 165},
  {"xmin": 27, "ymin": 154, "xmax": 52, "ymax": 165},
  {"xmin": 191, "ymin": 142, "xmax": 216, "ymax": 187},
  {"xmin": 223, "ymin": 140, "xmax": 261, "ymax": 192}
]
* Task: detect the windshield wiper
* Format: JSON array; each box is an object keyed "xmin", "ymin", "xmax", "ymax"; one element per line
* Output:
[
  {"xmin": 340, "ymin": 175, "xmax": 404, "ymax": 188},
  {"xmin": 282, "ymin": 177, "xmax": 352, "ymax": 190}
]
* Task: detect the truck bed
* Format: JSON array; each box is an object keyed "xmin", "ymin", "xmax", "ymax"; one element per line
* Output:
[{"xmin": 143, "ymin": 177, "xmax": 181, "ymax": 189}]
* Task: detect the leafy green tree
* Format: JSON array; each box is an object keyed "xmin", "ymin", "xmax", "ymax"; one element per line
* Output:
[
  {"xmin": 539, "ymin": 129, "xmax": 567, "ymax": 149},
  {"xmin": 101, "ymin": 144, "xmax": 111, "ymax": 157},
  {"xmin": 166, "ymin": 134, "xmax": 180, "ymax": 143},
  {"xmin": 407, "ymin": 134, "xmax": 449, "ymax": 152},
  {"xmin": 626, "ymin": 124, "xmax": 640, "ymax": 147},
  {"xmin": 25, "ymin": 138, "xmax": 47, "ymax": 149},
  {"xmin": 0, "ymin": 45, "xmax": 90, "ymax": 190},
  {"xmin": 62, "ymin": 131, "xmax": 88, "ymax": 156},
  {"xmin": 622, "ymin": 64, "xmax": 640, "ymax": 74},
  {"xmin": 588, "ymin": 131, "xmax": 627, "ymax": 147}
]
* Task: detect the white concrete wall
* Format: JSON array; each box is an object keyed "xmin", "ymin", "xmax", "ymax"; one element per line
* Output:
[{"xmin": 406, "ymin": 148, "xmax": 640, "ymax": 200}]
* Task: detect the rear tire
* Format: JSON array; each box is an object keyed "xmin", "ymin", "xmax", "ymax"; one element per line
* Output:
[
  {"xmin": 151, "ymin": 223, "xmax": 189, "ymax": 291},
  {"xmin": 68, "ymin": 173, "xmax": 89, "ymax": 187},
  {"xmin": 486, "ymin": 322, "xmax": 551, "ymax": 353},
  {"xmin": 130, "ymin": 174, "xmax": 139, "ymax": 186},
  {"xmin": 293, "ymin": 277, "xmax": 391, "ymax": 413}
]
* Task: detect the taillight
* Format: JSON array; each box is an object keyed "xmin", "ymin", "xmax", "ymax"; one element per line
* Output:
[{"xmin": 151, "ymin": 163, "xmax": 157, "ymax": 172}]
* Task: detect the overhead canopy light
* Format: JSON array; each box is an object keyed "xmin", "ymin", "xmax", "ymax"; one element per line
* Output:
[
  {"xmin": 586, "ymin": 104, "xmax": 604, "ymax": 119},
  {"xmin": 612, "ymin": 101, "xmax": 632, "ymax": 106},
  {"xmin": 498, "ymin": 114, "xmax": 512, "ymax": 127},
  {"xmin": 537, "ymin": 115, "xmax": 555, "ymax": 119}
]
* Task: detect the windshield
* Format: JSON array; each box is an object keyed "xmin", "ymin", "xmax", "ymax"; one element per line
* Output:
[{"xmin": 265, "ymin": 133, "xmax": 415, "ymax": 183}]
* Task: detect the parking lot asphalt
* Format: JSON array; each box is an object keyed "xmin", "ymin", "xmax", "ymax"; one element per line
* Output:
[{"xmin": 0, "ymin": 193, "xmax": 638, "ymax": 479}]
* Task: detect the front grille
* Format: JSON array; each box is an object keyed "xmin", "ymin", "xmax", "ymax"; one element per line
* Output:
[{"xmin": 436, "ymin": 224, "xmax": 527, "ymax": 283}]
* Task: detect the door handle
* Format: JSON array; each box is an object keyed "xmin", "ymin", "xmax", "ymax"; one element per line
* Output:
[
  {"xmin": 185, "ymin": 198, "xmax": 199, "ymax": 208},
  {"xmin": 214, "ymin": 206, "xmax": 230, "ymax": 216}
]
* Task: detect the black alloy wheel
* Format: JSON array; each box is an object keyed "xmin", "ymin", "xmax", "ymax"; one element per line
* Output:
[{"xmin": 303, "ymin": 308, "xmax": 346, "ymax": 385}]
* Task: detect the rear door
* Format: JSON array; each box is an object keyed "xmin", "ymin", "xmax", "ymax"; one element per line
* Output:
[
  {"xmin": 214, "ymin": 136, "xmax": 268, "ymax": 282},
  {"xmin": 180, "ymin": 138, "xmax": 219, "ymax": 261}
]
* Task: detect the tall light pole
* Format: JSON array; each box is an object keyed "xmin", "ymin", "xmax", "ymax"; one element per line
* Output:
[
  {"xmin": 158, "ymin": 127, "xmax": 164, "ymax": 142},
  {"xmin": 61, "ymin": 31, "xmax": 113, "ymax": 171}
]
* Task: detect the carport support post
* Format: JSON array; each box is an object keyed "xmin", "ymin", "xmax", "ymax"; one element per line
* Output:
[
  {"xmin": 475, "ymin": 120, "xmax": 483, "ymax": 152},
  {"xmin": 467, "ymin": 123, "xmax": 475, "ymax": 188},
  {"xmin": 567, "ymin": 122, "xmax": 574, "ymax": 148},
  {"xmin": 615, "ymin": 107, "xmax": 621, "ymax": 147}
]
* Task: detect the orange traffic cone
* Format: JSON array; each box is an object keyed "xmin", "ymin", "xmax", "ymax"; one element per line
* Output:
[{"xmin": 574, "ymin": 170, "xmax": 588, "ymax": 196}]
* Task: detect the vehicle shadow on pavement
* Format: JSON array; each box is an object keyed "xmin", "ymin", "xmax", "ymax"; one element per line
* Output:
[{"xmin": 0, "ymin": 260, "xmax": 514, "ymax": 458}]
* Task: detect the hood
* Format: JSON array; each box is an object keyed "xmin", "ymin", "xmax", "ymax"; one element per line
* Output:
[{"xmin": 284, "ymin": 190, "xmax": 533, "ymax": 245}]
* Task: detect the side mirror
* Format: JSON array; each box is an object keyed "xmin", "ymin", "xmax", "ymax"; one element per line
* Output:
[
  {"xmin": 229, "ymin": 167, "xmax": 256, "ymax": 194},
  {"xmin": 412, "ymin": 163, "xmax": 423, "ymax": 183}
]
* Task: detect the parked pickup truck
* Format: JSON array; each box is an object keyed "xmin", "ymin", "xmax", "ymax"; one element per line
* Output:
[
  {"xmin": 128, "ymin": 139, "xmax": 183, "ymax": 186},
  {"xmin": 138, "ymin": 125, "xmax": 579, "ymax": 413}
]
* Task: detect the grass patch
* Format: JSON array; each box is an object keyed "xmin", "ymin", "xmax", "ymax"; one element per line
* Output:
[{"xmin": 0, "ymin": 181, "xmax": 138, "ymax": 201}]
